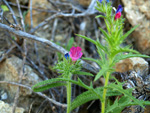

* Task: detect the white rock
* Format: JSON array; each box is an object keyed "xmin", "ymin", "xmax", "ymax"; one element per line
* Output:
[
  {"xmin": 0, "ymin": 56, "xmax": 42, "ymax": 111},
  {"xmin": 0, "ymin": 100, "xmax": 24, "ymax": 113}
]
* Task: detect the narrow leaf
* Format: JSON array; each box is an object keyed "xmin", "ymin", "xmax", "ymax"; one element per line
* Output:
[
  {"xmin": 71, "ymin": 90, "xmax": 100, "ymax": 111},
  {"xmin": 33, "ymin": 82, "xmax": 67, "ymax": 92},
  {"xmin": 99, "ymin": 28, "xmax": 113, "ymax": 46},
  {"xmin": 120, "ymin": 25, "xmax": 139, "ymax": 43},
  {"xmin": 94, "ymin": 67, "xmax": 108, "ymax": 81},
  {"xmin": 113, "ymin": 53, "xmax": 150, "ymax": 64},
  {"xmin": 66, "ymin": 37, "xmax": 74, "ymax": 51},
  {"xmin": 76, "ymin": 34, "xmax": 96, "ymax": 45},
  {"xmin": 71, "ymin": 87, "xmax": 121, "ymax": 111},
  {"xmin": 32, "ymin": 78, "xmax": 91, "ymax": 91},
  {"xmin": 74, "ymin": 71, "xmax": 94, "ymax": 76},
  {"xmin": 96, "ymin": 15, "xmax": 106, "ymax": 19},
  {"xmin": 1, "ymin": 5, "xmax": 9, "ymax": 11},
  {"xmin": 107, "ymin": 83, "xmax": 145, "ymax": 108},
  {"xmin": 82, "ymin": 57, "xmax": 102, "ymax": 66}
]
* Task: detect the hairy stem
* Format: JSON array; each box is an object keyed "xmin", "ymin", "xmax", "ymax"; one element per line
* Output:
[
  {"xmin": 66, "ymin": 73, "xmax": 72, "ymax": 113},
  {"xmin": 101, "ymin": 72, "xmax": 110, "ymax": 113}
]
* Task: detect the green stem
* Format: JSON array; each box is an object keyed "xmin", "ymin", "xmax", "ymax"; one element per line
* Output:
[
  {"xmin": 101, "ymin": 72, "xmax": 110, "ymax": 113},
  {"xmin": 66, "ymin": 74, "xmax": 72, "ymax": 113}
]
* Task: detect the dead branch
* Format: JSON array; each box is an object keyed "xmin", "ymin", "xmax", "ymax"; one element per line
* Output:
[
  {"xmin": 30, "ymin": 0, "xmax": 97, "ymax": 33},
  {"xmin": 2, "ymin": 0, "xmax": 18, "ymax": 25},
  {"xmin": 8, "ymin": 2, "xmax": 58, "ymax": 13},
  {"xmin": 0, "ymin": 81, "xmax": 67, "ymax": 108},
  {"xmin": 0, "ymin": 45, "xmax": 16, "ymax": 62},
  {"xmin": 0, "ymin": 23, "xmax": 99, "ymax": 74},
  {"xmin": 12, "ymin": 0, "xmax": 27, "ymax": 112}
]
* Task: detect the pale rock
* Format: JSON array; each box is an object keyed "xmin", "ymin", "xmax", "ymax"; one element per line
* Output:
[
  {"xmin": 115, "ymin": 57, "xmax": 148, "ymax": 77},
  {"xmin": 0, "ymin": 89, "xmax": 8, "ymax": 100},
  {"xmin": 25, "ymin": 0, "xmax": 52, "ymax": 27},
  {"xmin": 0, "ymin": 100, "xmax": 24, "ymax": 113},
  {"xmin": 77, "ymin": 0, "xmax": 91, "ymax": 7},
  {"xmin": 9, "ymin": 0, "xmax": 28, "ymax": 5},
  {"xmin": 122, "ymin": 0, "xmax": 150, "ymax": 54},
  {"xmin": 55, "ymin": 35, "xmax": 64, "ymax": 41},
  {"xmin": 0, "ymin": 56, "xmax": 41, "ymax": 111}
]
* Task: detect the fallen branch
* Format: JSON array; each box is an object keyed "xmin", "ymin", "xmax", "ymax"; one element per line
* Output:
[
  {"xmin": 0, "ymin": 81, "xmax": 67, "ymax": 108},
  {"xmin": 0, "ymin": 23, "xmax": 99, "ymax": 74}
]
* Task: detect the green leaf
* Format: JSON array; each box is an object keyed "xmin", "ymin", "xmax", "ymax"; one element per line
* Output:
[
  {"xmin": 94, "ymin": 66, "xmax": 109, "ymax": 81},
  {"xmin": 99, "ymin": 28, "xmax": 113, "ymax": 47},
  {"xmin": 105, "ymin": 20, "xmax": 110, "ymax": 33},
  {"xmin": 33, "ymin": 82, "xmax": 67, "ymax": 92},
  {"xmin": 111, "ymin": 46, "xmax": 139, "ymax": 58},
  {"xmin": 119, "ymin": 25, "xmax": 139, "ymax": 43},
  {"xmin": 12, "ymin": 36, "xmax": 15, "ymax": 40},
  {"xmin": 107, "ymin": 82, "xmax": 145, "ymax": 108},
  {"xmin": 106, "ymin": 96, "xmax": 131, "ymax": 113},
  {"xmin": 76, "ymin": 34, "xmax": 96, "ymax": 45},
  {"xmin": 113, "ymin": 53, "xmax": 150, "ymax": 64},
  {"xmin": 96, "ymin": 43, "xmax": 107, "ymax": 64},
  {"xmin": 82, "ymin": 57, "xmax": 101, "ymax": 66},
  {"xmin": 94, "ymin": 70, "xmax": 105, "ymax": 81},
  {"xmin": 141, "ymin": 100, "xmax": 150, "ymax": 106},
  {"xmin": 71, "ymin": 87, "xmax": 121, "ymax": 111},
  {"xmin": 32, "ymin": 78, "xmax": 92, "ymax": 92},
  {"xmin": 77, "ymin": 78, "xmax": 91, "ymax": 90},
  {"xmin": 66, "ymin": 37, "xmax": 74, "ymax": 51},
  {"xmin": 106, "ymin": 98, "xmax": 119, "ymax": 113},
  {"xmin": 32, "ymin": 78, "xmax": 66, "ymax": 92},
  {"xmin": 96, "ymin": 15, "xmax": 106, "ymax": 19},
  {"xmin": 96, "ymin": 39, "xmax": 108, "ymax": 53},
  {"xmin": 1, "ymin": 5, "xmax": 9, "ymax": 12},
  {"xmin": 106, "ymin": 97, "xmax": 150, "ymax": 113},
  {"xmin": 71, "ymin": 89, "xmax": 100, "ymax": 111},
  {"xmin": 23, "ymin": 10, "xmax": 29, "ymax": 20},
  {"xmin": 115, "ymin": 26, "xmax": 123, "ymax": 45},
  {"xmin": 106, "ymin": 89, "xmax": 121, "ymax": 97},
  {"xmin": 74, "ymin": 71, "xmax": 94, "ymax": 76}
]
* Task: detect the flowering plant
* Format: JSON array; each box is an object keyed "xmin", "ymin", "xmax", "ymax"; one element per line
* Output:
[
  {"xmin": 32, "ymin": 0, "xmax": 150, "ymax": 113},
  {"xmin": 32, "ymin": 46, "xmax": 93, "ymax": 113}
]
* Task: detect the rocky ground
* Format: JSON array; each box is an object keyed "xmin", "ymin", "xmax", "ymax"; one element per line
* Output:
[{"xmin": 0, "ymin": 0, "xmax": 150, "ymax": 113}]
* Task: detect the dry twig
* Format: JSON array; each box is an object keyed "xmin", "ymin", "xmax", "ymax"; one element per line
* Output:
[
  {"xmin": 12, "ymin": 0, "xmax": 27, "ymax": 112},
  {"xmin": 0, "ymin": 45, "xmax": 16, "ymax": 62},
  {"xmin": 29, "ymin": 0, "xmax": 97, "ymax": 33},
  {"xmin": 2, "ymin": 0, "xmax": 18, "ymax": 25},
  {"xmin": 0, "ymin": 81, "xmax": 67, "ymax": 108},
  {"xmin": 0, "ymin": 23, "xmax": 99, "ymax": 74}
]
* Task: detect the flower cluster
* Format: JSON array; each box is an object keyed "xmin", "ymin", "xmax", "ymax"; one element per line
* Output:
[
  {"xmin": 98, "ymin": 0, "xmax": 109, "ymax": 3},
  {"xmin": 98, "ymin": 0, "xmax": 123, "ymax": 20},
  {"xmin": 115, "ymin": 5, "xmax": 123, "ymax": 20},
  {"xmin": 65, "ymin": 47, "xmax": 83, "ymax": 61}
]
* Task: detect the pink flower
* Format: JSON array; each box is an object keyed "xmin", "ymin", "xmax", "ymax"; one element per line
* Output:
[
  {"xmin": 115, "ymin": 12, "xmax": 121, "ymax": 20},
  {"xmin": 69, "ymin": 47, "xmax": 83, "ymax": 61},
  {"xmin": 114, "ymin": 5, "xmax": 123, "ymax": 20}
]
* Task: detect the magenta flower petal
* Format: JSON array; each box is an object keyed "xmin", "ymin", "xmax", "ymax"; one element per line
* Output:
[
  {"xmin": 115, "ymin": 12, "xmax": 121, "ymax": 20},
  {"xmin": 69, "ymin": 46, "xmax": 83, "ymax": 61},
  {"xmin": 114, "ymin": 5, "xmax": 123, "ymax": 20}
]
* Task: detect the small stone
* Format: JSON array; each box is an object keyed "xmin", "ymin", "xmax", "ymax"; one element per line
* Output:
[
  {"xmin": 115, "ymin": 57, "xmax": 148, "ymax": 77},
  {"xmin": 77, "ymin": 0, "xmax": 91, "ymax": 7},
  {"xmin": 25, "ymin": 0, "xmax": 52, "ymax": 27},
  {"xmin": 0, "ymin": 90, "xmax": 8, "ymax": 100},
  {"xmin": 0, "ymin": 100, "xmax": 24, "ymax": 113},
  {"xmin": 55, "ymin": 35, "xmax": 64, "ymax": 41},
  {"xmin": 0, "ymin": 56, "xmax": 42, "ymax": 111}
]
